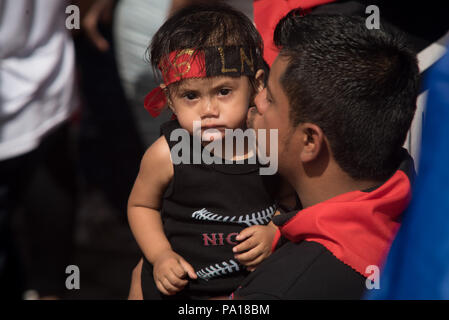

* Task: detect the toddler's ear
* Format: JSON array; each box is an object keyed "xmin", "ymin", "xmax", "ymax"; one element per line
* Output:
[
  {"xmin": 255, "ymin": 69, "xmax": 265, "ymax": 93},
  {"xmin": 160, "ymin": 84, "xmax": 175, "ymax": 113}
]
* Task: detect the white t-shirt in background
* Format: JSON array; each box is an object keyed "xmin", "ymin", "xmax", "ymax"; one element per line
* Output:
[{"xmin": 0, "ymin": 0, "xmax": 77, "ymax": 161}]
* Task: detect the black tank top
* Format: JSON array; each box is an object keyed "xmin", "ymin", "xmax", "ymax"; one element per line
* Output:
[{"xmin": 144, "ymin": 120, "xmax": 279, "ymax": 298}]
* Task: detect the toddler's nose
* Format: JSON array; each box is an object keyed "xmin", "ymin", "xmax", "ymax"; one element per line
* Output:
[{"xmin": 201, "ymin": 99, "xmax": 219, "ymax": 118}]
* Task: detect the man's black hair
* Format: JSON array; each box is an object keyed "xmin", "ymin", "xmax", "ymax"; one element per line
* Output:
[
  {"xmin": 149, "ymin": 3, "xmax": 265, "ymax": 83},
  {"xmin": 274, "ymin": 11, "xmax": 419, "ymax": 181}
]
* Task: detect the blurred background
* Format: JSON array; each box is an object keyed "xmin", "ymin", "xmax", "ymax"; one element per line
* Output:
[{"xmin": 0, "ymin": 0, "xmax": 448, "ymax": 300}]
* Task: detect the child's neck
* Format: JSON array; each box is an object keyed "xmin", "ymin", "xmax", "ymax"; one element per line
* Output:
[{"xmin": 202, "ymin": 136, "xmax": 254, "ymax": 161}]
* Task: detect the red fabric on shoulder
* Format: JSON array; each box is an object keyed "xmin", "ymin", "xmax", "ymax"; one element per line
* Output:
[
  {"xmin": 278, "ymin": 170, "xmax": 412, "ymax": 276},
  {"xmin": 271, "ymin": 228, "xmax": 282, "ymax": 252}
]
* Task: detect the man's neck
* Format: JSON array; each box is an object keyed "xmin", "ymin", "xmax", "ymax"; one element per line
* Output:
[{"xmin": 293, "ymin": 166, "xmax": 384, "ymax": 209}]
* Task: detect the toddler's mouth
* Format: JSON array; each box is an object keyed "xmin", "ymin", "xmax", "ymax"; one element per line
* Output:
[
  {"xmin": 202, "ymin": 127, "xmax": 225, "ymax": 142},
  {"xmin": 202, "ymin": 124, "xmax": 226, "ymax": 130}
]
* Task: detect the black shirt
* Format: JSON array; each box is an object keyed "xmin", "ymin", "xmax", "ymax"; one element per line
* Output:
[
  {"xmin": 233, "ymin": 240, "xmax": 366, "ymax": 300},
  {"xmin": 141, "ymin": 120, "xmax": 279, "ymax": 299}
]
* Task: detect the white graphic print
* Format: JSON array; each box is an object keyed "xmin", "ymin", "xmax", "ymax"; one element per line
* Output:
[
  {"xmin": 196, "ymin": 259, "xmax": 240, "ymax": 281},
  {"xmin": 191, "ymin": 205, "xmax": 276, "ymax": 227}
]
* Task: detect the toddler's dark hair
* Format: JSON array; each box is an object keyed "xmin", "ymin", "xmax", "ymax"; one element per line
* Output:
[{"xmin": 148, "ymin": 3, "xmax": 265, "ymax": 89}]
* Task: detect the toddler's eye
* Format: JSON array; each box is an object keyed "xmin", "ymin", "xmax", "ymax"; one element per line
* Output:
[
  {"xmin": 184, "ymin": 92, "xmax": 198, "ymax": 100},
  {"xmin": 218, "ymin": 88, "xmax": 231, "ymax": 96}
]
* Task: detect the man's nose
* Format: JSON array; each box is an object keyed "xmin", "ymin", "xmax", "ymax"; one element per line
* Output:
[{"xmin": 254, "ymin": 88, "xmax": 268, "ymax": 114}]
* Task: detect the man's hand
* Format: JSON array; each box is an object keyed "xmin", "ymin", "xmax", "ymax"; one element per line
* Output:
[
  {"xmin": 153, "ymin": 250, "xmax": 197, "ymax": 295},
  {"xmin": 232, "ymin": 224, "xmax": 277, "ymax": 271}
]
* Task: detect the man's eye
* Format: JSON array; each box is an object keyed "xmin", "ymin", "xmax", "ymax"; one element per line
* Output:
[{"xmin": 218, "ymin": 88, "xmax": 231, "ymax": 96}]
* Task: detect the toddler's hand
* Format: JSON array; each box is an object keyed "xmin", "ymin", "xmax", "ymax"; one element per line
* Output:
[
  {"xmin": 232, "ymin": 224, "xmax": 277, "ymax": 271},
  {"xmin": 153, "ymin": 250, "xmax": 197, "ymax": 295}
]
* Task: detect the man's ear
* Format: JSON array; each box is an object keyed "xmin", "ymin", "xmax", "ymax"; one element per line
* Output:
[
  {"xmin": 299, "ymin": 123, "xmax": 324, "ymax": 162},
  {"xmin": 161, "ymin": 84, "xmax": 176, "ymax": 114}
]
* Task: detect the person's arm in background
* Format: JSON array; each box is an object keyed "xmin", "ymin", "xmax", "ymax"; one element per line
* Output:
[
  {"xmin": 72, "ymin": 0, "xmax": 115, "ymax": 51},
  {"xmin": 74, "ymin": 0, "xmax": 218, "ymax": 51}
]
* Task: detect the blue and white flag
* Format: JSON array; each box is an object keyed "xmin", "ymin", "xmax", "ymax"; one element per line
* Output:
[{"xmin": 367, "ymin": 46, "xmax": 449, "ymax": 299}]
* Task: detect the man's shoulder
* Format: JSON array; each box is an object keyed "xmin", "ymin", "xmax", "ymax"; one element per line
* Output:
[{"xmin": 234, "ymin": 240, "xmax": 366, "ymax": 300}]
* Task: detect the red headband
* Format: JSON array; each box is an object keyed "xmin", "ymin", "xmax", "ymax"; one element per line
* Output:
[
  {"xmin": 144, "ymin": 49, "xmax": 206, "ymax": 117},
  {"xmin": 144, "ymin": 46, "xmax": 261, "ymax": 117}
]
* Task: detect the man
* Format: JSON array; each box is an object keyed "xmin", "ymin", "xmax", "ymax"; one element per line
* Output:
[
  {"xmin": 128, "ymin": 12, "xmax": 419, "ymax": 300},
  {"xmin": 232, "ymin": 12, "xmax": 419, "ymax": 299}
]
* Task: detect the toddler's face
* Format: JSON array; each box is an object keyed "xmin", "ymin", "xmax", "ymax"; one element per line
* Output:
[{"xmin": 168, "ymin": 76, "xmax": 252, "ymax": 142}]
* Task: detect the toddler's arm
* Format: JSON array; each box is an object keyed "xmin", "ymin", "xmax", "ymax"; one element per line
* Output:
[
  {"xmin": 128, "ymin": 136, "xmax": 196, "ymax": 295},
  {"xmin": 233, "ymin": 178, "xmax": 299, "ymax": 270},
  {"xmin": 232, "ymin": 222, "xmax": 278, "ymax": 271}
]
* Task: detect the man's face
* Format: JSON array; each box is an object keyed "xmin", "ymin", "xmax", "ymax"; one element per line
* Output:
[{"xmin": 248, "ymin": 56, "xmax": 297, "ymax": 175}]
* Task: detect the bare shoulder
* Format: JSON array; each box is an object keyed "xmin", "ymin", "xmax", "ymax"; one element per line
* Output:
[{"xmin": 138, "ymin": 136, "xmax": 174, "ymax": 186}]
